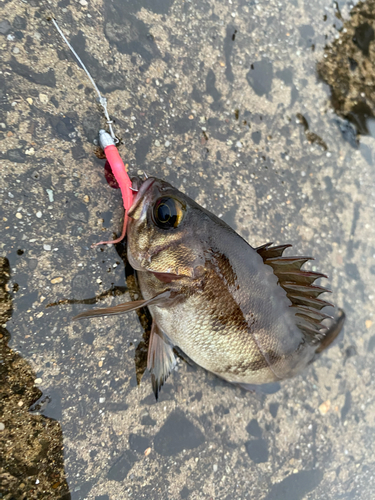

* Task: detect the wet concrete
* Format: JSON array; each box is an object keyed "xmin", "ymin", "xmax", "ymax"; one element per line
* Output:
[{"xmin": 1, "ymin": 0, "xmax": 375, "ymax": 499}]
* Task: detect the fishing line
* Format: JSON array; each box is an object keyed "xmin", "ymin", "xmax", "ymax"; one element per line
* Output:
[
  {"xmin": 50, "ymin": 15, "xmax": 135, "ymax": 246},
  {"xmin": 50, "ymin": 16, "xmax": 118, "ymax": 143}
]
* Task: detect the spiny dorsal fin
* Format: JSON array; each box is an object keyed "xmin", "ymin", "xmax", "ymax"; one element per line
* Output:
[
  {"xmin": 277, "ymin": 270, "xmax": 328, "ymax": 285},
  {"xmin": 293, "ymin": 305, "xmax": 333, "ymax": 323},
  {"xmin": 264, "ymin": 256, "xmax": 313, "ymax": 271},
  {"xmin": 281, "ymin": 283, "xmax": 330, "ymax": 299},
  {"xmin": 287, "ymin": 294, "xmax": 334, "ymax": 310},
  {"xmin": 256, "ymin": 243, "xmax": 332, "ymax": 343},
  {"xmin": 295, "ymin": 321, "xmax": 327, "ymax": 343},
  {"xmin": 255, "ymin": 242, "xmax": 292, "ymax": 259}
]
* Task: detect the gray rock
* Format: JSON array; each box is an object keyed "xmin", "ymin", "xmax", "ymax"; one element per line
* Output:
[
  {"xmin": 107, "ymin": 450, "xmax": 137, "ymax": 481},
  {"xmin": 128, "ymin": 433, "xmax": 151, "ymax": 453},
  {"xmin": 0, "ymin": 20, "xmax": 11, "ymax": 35},
  {"xmin": 264, "ymin": 470, "xmax": 323, "ymax": 500},
  {"xmin": 7, "ymin": 148, "xmax": 26, "ymax": 163},
  {"xmin": 245, "ymin": 419, "xmax": 263, "ymax": 438},
  {"xmin": 154, "ymin": 410, "xmax": 204, "ymax": 456},
  {"xmin": 13, "ymin": 15, "xmax": 26, "ymax": 30},
  {"xmin": 9, "ymin": 57, "xmax": 56, "ymax": 87},
  {"xmin": 246, "ymin": 60, "xmax": 274, "ymax": 97},
  {"xmin": 245, "ymin": 438, "xmax": 269, "ymax": 464}
]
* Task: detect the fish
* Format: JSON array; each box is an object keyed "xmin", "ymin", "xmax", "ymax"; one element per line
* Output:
[{"xmin": 74, "ymin": 177, "xmax": 345, "ymax": 399}]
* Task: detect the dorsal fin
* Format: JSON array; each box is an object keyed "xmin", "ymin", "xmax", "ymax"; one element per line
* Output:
[
  {"xmin": 255, "ymin": 242, "xmax": 292, "ymax": 259},
  {"xmin": 256, "ymin": 243, "xmax": 332, "ymax": 344},
  {"xmin": 293, "ymin": 305, "xmax": 333, "ymax": 322},
  {"xmin": 264, "ymin": 255, "xmax": 313, "ymax": 271},
  {"xmin": 281, "ymin": 283, "xmax": 330, "ymax": 299}
]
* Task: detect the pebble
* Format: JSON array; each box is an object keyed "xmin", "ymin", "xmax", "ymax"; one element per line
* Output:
[
  {"xmin": 165, "ymin": 140, "xmax": 170, "ymax": 147},
  {"xmin": 319, "ymin": 400, "xmax": 331, "ymax": 415},
  {"xmin": 166, "ymin": 157, "xmax": 172, "ymax": 165},
  {"xmin": 79, "ymin": 0, "xmax": 88, "ymax": 5},
  {"xmin": 16, "ymin": 212, "xmax": 22, "ymax": 219},
  {"xmin": 144, "ymin": 447, "xmax": 152, "ymax": 457},
  {"xmin": 39, "ymin": 93, "xmax": 48, "ymax": 104},
  {"xmin": 12, "ymin": 47, "xmax": 19, "ymax": 54},
  {"xmin": 365, "ymin": 320, "xmax": 373, "ymax": 329},
  {"xmin": 0, "ymin": 20, "xmax": 11, "ymax": 35},
  {"xmin": 83, "ymin": 195, "xmax": 90, "ymax": 203},
  {"xmin": 25, "ymin": 147, "xmax": 35, "ymax": 156},
  {"xmin": 43, "ymin": 244, "xmax": 52, "ymax": 251},
  {"xmin": 155, "ymin": 140, "xmax": 161, "ymax": 147},
  {"xmin": 18, "ymin": 400, "xmax": 24, "ymax": 407},
  {"xmin": 98, "ymin": 360, "xmax": 103, "ymax": 367},
  {"xmin": 36, "ymin": 211, "xmax": 42, "ymax": 218},
  {"xmin": 34, "ymin": 378, "xmax": 42, "ymax": 384},
  {"xmin": 26, "ymin": 98, "xmax": 33, "ymax": 105},
  {"xmin": 213, "ymin": 464, "xmax": 218, "ymax": 472},
  {"xmin": 0, "ymin": 423, "xmax": 4, "ymax": 431},
  {"xmin": 236, "ymin": 141, "xmax": 243, "ymax": 148},
  {"xmin": 99, "ymin": 397, "xmax": 106, "ymax": 404},
  {"xmin": 51, "ymin": 277, "xmax": 63, "ymax": 284},
  {"xmin": 46, "ymin": 189, "xmax": 54, "ymax": 202}
]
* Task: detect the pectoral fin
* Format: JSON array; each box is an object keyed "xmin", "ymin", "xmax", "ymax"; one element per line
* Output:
[
  {"xmin": 147, "ymin": 322, "xmax": 177, "ymax": 400},
  {"xmin": 72, "ymin": 290, "xmax": 171, "ymax": 321}
]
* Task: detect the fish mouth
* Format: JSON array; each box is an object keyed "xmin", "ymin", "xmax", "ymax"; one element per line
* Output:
[
  {"xmin": 128, "ymin": 177, "xmax": 155, "ymax": 218},
  {"xmin": 131, "ymin": 176, "xmax": 145, "ymax": 192}
]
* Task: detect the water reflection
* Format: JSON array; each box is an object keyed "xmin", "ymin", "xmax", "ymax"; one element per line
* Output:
[
  {"xmin": 0, "ymin": 258, "xmax": 70, "ymax": 499},
  {"xmin": 318, "ymin": 0, "xmax": 375, "ymax": 143}
]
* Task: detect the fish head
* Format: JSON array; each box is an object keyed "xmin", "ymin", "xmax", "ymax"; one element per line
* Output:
[{"xmin": 127, "ymin": 177, "xmax": 206, "ymax": 280}]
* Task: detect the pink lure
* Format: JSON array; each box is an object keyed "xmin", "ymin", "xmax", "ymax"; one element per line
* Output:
[{"xmin": 92, "ymin": 130, "xmax": 135, "ymax": 247}]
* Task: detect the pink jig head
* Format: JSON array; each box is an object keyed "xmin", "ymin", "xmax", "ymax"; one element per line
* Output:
[{"xmin": 92, "ymin": 130, "xmax": 135, "ymax": 247}]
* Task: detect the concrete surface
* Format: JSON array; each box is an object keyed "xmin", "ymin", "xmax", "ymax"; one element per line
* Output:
[{"xmin": 1, "ymin": 0, "xmax": 375, "ymax": 499}]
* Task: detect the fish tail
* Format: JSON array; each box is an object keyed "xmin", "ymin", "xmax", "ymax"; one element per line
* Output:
[{"xmin": 313, "ymin": 307, "xmax": 346, "ymax": 357}]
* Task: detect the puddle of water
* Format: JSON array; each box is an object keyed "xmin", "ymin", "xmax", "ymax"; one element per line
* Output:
[
  {"xmin": 1, "ymin": 0, "xmax": 375, "ymax": 498},
  {"xmin": 0, "ymin": 258, "xmax": 70, "ymax": 498}
]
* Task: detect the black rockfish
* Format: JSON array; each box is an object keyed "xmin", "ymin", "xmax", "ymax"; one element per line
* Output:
[{"xmin": 74, "ymin": 177, "xmax": 345, "ymax": 398}]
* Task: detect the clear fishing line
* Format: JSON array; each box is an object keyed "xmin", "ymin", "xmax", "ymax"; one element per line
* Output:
[{"xmin": 51, "ymin": 17, "xmax": 118, "ymax": 143}]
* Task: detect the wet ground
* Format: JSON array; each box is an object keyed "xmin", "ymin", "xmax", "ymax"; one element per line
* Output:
[{"xmin": 1, "ymin": 0, "xmax": 375, "ymax": 498}]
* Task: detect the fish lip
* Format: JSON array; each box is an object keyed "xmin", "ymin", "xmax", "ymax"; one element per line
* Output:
[{"xmin": 128, "ymin": 177, "xmax": 156, "ymax": 218}]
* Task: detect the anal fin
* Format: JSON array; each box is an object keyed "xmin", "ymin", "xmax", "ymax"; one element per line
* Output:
[{"xmin": 147, "ymin": 322, "xmax": 177, "ymax": 400}]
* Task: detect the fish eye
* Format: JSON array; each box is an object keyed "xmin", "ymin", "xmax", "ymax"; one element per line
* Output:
[{"xmin": 153, "ymin": 197, "xmax": 185, "ymax": 229}]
